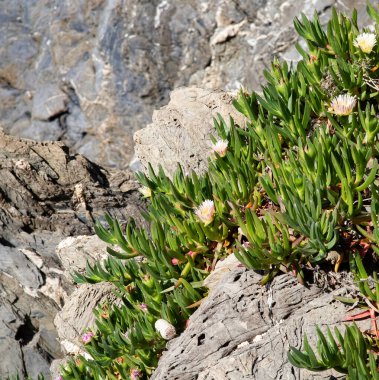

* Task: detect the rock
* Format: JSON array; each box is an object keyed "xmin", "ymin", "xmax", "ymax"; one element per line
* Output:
[
  {"xmin": 0, "ymin": 130, "xmax": 145, "ymax": 378},
  {"xmin": 0, "ymin": 0, "xmax": 368, "ymax": 170},
  {"xmin": 0, "ymin": 246, "xmax": 44, "ymax": 290},
  {"xmin": 134, "ymin": 87, "xmax": 246, "ymax": 177},
  {"xmin": 0, "ymin": 128, "xmax": 145, "ymax": 256},
  {"xmin": 54, "ymin": 283, "xmax": 120, "ymax": 346},
  {"xmin": 0, "ymin": 337, "xmax": 24, "ymax": 378},
  {"xmin": 56, "ymin": 235, "xmax": 109, "ymax": 282},
  {"xmin": 151, "ymin": 268, "xmax": 359, "ymax": 379},
  {"xmin": 203, "ymin": 253, "xmax": 242, "ymax": 292}
]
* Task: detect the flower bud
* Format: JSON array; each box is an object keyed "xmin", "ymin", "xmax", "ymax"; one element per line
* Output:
[
  {"xmin": 155, "ymin": 319, "xmax": 176, "ymax": 340},
  {"xmin": 81, "ymin": 331, "xmax": 94, "ymax": 344}
]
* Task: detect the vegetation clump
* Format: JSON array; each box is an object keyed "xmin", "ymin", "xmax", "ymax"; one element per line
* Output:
[{"xmin": 55, "ymin": 4, "xmax": 379, "ymax": 380}]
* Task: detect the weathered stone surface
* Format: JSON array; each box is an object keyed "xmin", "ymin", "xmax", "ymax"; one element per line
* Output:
[
  {"xmin": 0, "ymin": 0, "xmax": 368, "ymax": 170},
  {"xmin": 55, "ymin": 282, "xmax": 119, "ymax": 345},
  {"xmin": 0, "ymin": 128, "xmax": 144, "ymax": 257},
  {"xmin": 151, "ymin": 268, "xmax": 359, "ymax": 380},
  {"xmin": 134, "ymin": 87, "xmax": 246, "ymax": 177},
  {"xmin": 0, "ymin": 246, "xmax": 44, "ymax": 290},
  {"xmin": 56, "ymin": 235, "xmax": 109, "ymax": 282},
  {"xmin": 0, "ymin": 130, "xmax": 145, "ymax": 378}
]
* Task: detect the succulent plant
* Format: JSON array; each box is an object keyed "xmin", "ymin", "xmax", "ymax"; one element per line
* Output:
[{"xmin": 52, "ymin": 3, "xmax": 379, "ymax": 379}]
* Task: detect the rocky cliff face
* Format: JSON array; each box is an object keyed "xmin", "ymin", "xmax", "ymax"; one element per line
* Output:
[
  {"xmin": 0, "ymin": 130, "xmax": 144, "ymax": 378},
  {"xmin": 0, "ymin": 0, "xmax": 368, "ymax": 170}
]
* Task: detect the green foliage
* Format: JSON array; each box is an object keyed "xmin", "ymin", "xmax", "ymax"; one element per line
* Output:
[
  {"xmin": 288, "ymin": 325, "xmax": 379, "ymax": 379},
  {"xmin": 59, "ymin": 4, "xmax": 379, "ymax": 379}
]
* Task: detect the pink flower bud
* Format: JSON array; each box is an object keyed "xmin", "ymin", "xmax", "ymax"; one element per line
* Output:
[
  {"xmin": 171, "ymin": 258, "xmax": 179, "ymax": 265},
  {"xmin": 131, "ymin": 369, "xmax": 141, "ymax": 379},
  {"xmin": 139, "ymin": 303, "xmax": 148, "ymax": 312},
  {"xmin": 81, "ymin": 331, "xmax": 94, "ymax": 344}
]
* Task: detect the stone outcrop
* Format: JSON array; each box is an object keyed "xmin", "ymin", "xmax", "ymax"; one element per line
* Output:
[
  {"xmin": 151, "ymin": 268, "xmax": 359, "ymax": 380},
  {"xmin": 0, "ymin": 0, "xmax": 368, "ymax": 170},
  {"xmin": 0, "ymin": 130, "xmax": 144, "ymax": 378},
  {"xmin": 134, "ymin": 87, "xmax": 246, "ymax": 177}
]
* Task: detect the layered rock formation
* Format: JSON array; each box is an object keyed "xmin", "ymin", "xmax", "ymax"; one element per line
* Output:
[
  {"xmin": 0, "ymin": 130, "xmax": 144, "ymax": 378},
  {"xmin": 0, "ymin": 0, "xmax": 368, "ymax": 170}
]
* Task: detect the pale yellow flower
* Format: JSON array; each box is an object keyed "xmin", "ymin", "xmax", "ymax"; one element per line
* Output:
[
  {"xmin": 330, "ymin": 94, "xmax": 356, "ymax": 116},
  {"xmin": 354, "ymin": 33, "xmax": 376, "ymax": 53},
  {"xmin": 212, "ymin": 140, "xmax": 228, "ymax": 157},
  {"xmin": 138, "ymin": 186, "xmax": 152, "ymax": 198},
  {"xmin": 195, "ymin": 200, "xmax": 215, "ymax": 225}
]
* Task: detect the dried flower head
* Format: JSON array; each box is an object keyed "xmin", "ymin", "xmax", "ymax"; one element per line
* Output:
[
  {"xmin": 212, "ymin": 140, "xmax": 228, "ymax": 157},
  {"xmin": 81, "ymin": 331, "xmax": 94, "ymax": 344},
  {"xmin": 330, "ymin": 94, "xmax": 356, "ymax": 116},
  {"xmin": 195, "ymin": 200, "xmax": 215, "ymax": 225},
  {"xmin": 155, "ymin": 319, "xmax": 176, "ymax": 340},
  {"xmin": 139, "ymin": 186, "xmax": 152, "ymax": 198},
  {"xmin": 354, "ymin": 32, "xmax": 376, "ymax": 53}
]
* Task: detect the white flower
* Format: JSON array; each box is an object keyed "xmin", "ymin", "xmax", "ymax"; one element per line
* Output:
[
  {"xmin": 354, "ymin": 33, "xmax": 376, "ymax": 53},
  {"xmin": 212, "ymin": 140, "xmax": 228, "ymax": 157},
  {"xmin": 138, "ymin": 186, "xmax": 152, "ymax": 198},
  {"xmin": 155, "ymin": 319, "xmax": 176, "ymax": 340},
  {"xmin": 330, "ymin": 94, "xmax": 356, "ymax": 116},
  {"xmin": 195, "ymin": 200, "xmax": 215, "ymax": 225}
]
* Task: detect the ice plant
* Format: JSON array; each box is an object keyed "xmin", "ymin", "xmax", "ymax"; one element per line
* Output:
[
  {"xmin": 195, "ymin": 200, "xmax": 215, "ymax": 225},
  {"xmin": 154, "ymin": 319, "xmax": 176, "ymax": 340},
  {"xmin": 354, "ymin": 32, "xmax": 376, "ymax": 53},
  {"xmin": 212, "ymin": 139, "xmax": 228, "ymax": 157},
  {"xmin": 329, "ymin": 94, "xmax": 356, "ymax": 116},
  {"xmin": 81, "ymin": 331, "xmax": 94, "ymax": 344}
]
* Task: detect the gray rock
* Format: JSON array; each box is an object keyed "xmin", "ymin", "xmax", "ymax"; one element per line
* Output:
[
  {"xmin": 151, "ymin": 268, "xmax": 359, "ymax": 380},
  {"xmin": 23, "ymin": 344, "xmax": 52, "ymax": 380},
  {"xmin": 56, "ymin": 235, "xmax": 109, "ymax": 282},
  {"xmin": 32, "ymin": 84, "xmax": 68, "ymax": 121},
  {"xmin": 0, "ymin": 246, "xmax": 44, "ymax": 290},
  {"xmin": 134, "ymin": 87, "xmax": 246, "ymax": 177},
  {"xmin": 0, "ymin": 0, "xmax": 369, "ymax": 170},
  {"xmin": 54, "ymin": 282, "xmax": 120, "ymax": 345},
  {"xmin": 0, "ymin": 337, "xmax": 24, "ymax": 378},
  {"xmin": 0, "ymin": 130, "xmax": 145, "ymax": 378}
]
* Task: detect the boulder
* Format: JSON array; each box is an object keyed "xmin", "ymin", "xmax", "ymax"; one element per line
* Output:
[
  {"xmin": 56, "ymin": 235, "xmax": 109, "ymax": 282},
  {"xmin": 54, "ymin": 283, "xmax": 120, "ymax": 347},
  {"xmin": 151, "ymin": 268, "xmax": 359, "ymax": 380},
  {"xmin": 134, "ymin": 87, "xmax": 246, "ymax": 177}
]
